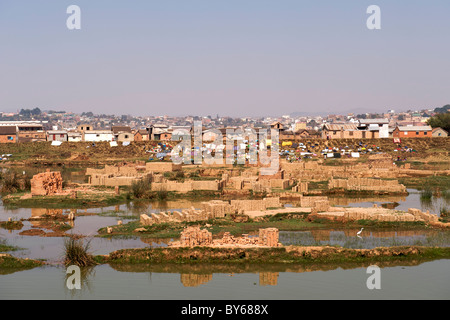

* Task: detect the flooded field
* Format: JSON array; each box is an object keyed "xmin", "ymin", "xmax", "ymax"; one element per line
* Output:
[{"xmin": 1, "ymin": 188, "xmax": 449, "ymax": 300}]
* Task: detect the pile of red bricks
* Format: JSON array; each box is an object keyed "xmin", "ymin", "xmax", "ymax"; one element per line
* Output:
[{"xmin": 30, "ymin": 171, "xmax": 63, "ymax": 196}]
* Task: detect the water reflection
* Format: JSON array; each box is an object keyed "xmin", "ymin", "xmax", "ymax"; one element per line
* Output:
[
  {"xmin": 279, "ymin": 229, "xmax": 450, "ymax": 249},
  {"xmin": 63, "ymin": 266, "xmax": 96, "ymax": 298},
  {"xmin": 329, "ymin": 189, "xmax": 448, "ymax": 216},
  {"xmin": 106, "ymin": 256, "xmax": 447, "ymax": 289}
]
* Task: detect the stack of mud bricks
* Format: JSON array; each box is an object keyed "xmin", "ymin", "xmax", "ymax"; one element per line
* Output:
[
  {"xmin": 300, "ymin": 196, "xmax": 328, "ymax": 207},
  {"xmin": 236, "ymin": 234, "xmax": 259, "ymax": 245},
  {"xmin": 292, "ymin": 182, "xmax": 308, "ymax": 193},
  {"xmin": 218, "ymin": 232, "xmax": 259, "ymax": 246},
  {"xmin": 328, "ymin": 178, "xmax": 406, "ymax": 193},
  {"xmin": 231, "ymin": 197, "xmax": 281, "ymax": 212},
  {"xmin": 201, "ymin": 200, "xmax": 233, "ymax": 218},
  {"xmin": 258, "ymin": 228, "xmax": 280, "ymax": 247},
  {"xmin": 180, "ymin": 226, "xmax": 212, "ymax": 247},
  {"xmin": 341, "ymin": 208, "xmax": 438, "ymax": 223},
  {"xmin": 313, "ymin": 199, "xmax": 330, "ymax": 212},
  {"xmin": 220, "ymin": 232, "xmax": 236, "ymax": 245},
  {"xmin": 30, "ymin": 170, "xmax": 63, "ymax": 196},
  {"xmin": 151, "ymin": 180, "xmax": 220, "ymax": 193},
  {"xmin": 407, "ymin": 208, "xmax": 439, "ymax": 223}
]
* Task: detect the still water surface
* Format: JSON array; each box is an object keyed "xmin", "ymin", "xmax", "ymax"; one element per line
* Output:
[{"xmin": 0, "ymin": 260, "xmax": 449, "ymax": 299}]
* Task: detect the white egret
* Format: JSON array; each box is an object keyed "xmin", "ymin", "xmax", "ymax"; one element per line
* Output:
[{"xmin": 357, "ymin": 228, "xmax": 364, "ymax": 236}]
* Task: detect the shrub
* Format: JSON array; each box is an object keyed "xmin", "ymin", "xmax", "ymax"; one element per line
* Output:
[
  {"xmin": 131, "ymin": 176, "xmax": 152, "ymax": 199},
  {"xmin": 63, "ymin": 237, "xmax": 96, "ymax": 267}
]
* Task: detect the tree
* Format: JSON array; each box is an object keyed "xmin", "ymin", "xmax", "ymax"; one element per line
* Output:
[
  {"xmin": 31, "ymin": 107, "xmax": 41, "ymax": 116},
  {"xmin": 434, "ymin": 104, "xmax": 450, "ymax": 114},
  {"xmin": 427, "ymin": 112, "xmax": 450, "ymax": 132}
]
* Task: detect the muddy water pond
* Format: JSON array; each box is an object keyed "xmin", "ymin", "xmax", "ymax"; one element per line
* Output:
[{"xmin": 0, "ymin": 260, "xmax": 449, "ymax": 299}]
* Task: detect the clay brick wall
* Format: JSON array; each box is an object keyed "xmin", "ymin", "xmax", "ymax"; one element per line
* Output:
[
  {"xmin": 151, "ymin": 180, "xmax": 220, "ymax": 193},
  {"xmin": 145, "ymin": 162, "xmax": 182, "ymax": 172}
]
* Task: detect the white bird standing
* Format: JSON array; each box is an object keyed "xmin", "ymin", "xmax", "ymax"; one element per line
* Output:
[{"xmin": 357, "ymin": 228, "xmax": 364, "ymax": 236}]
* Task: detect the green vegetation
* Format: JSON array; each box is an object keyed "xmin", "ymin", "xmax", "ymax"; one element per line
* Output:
[
  {"xmin": 98, "ymin": 214, "xmax": 325, "ymax": 239},
  {"xmin": 0, "ymin": 254, "xmax": 44, "ymax": 275},
  {"xmin": 63, "ymin": 237, "xmax": 96, "ymax": 267},
  {"xmin": 398, "ymin": 175, "xmax": 450, "ymax": 190},
  {"xmin": 0, "ymin": 239, "xmax": 20, "ymax": 253},
  {"xmin": 0, "ymin": 172, "xmax": 31, "ymax": 194},
  {"xmin": 427, "ymin": 111, "xmax": 450, "ymax": 132},
  {"xmin": 420, "ymin": 187, "xmax": 433, "ymax": 202},
  {"xmin": 130, "ymin": 176, "xmax": 152, "ymax": 199},
  {"xmin": 0, "ymin": 220, "xmax": 24, "ymax": 230},
  {"xmin": 1, "ymin": 190, "xmax": 130, "ymax": 209},
  {"xmin": 103, "ymin": 246, "xmax": 450, "ymax": 266}
]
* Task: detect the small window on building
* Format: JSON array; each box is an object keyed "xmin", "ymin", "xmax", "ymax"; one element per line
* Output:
[
  {"xmin": 349, "ymin": 131, "xmax": 354, "ymax": 136},
  {"xmin": 125, "ymin": 135, "xmax": 128, "ymax": 139},
  {"xmin": 416, "ymin": 132, "xmax": 419, "ymax": 135},
  {"xmin": 424, "ymin": 132, "xmax": 427, "ymax": 135},
  {"xmin": 7, "ymin": 136, "xmax": 13, "ymax": 140},
  {"xmin": 60, "ymin": 134, "xmax": 64, "ymax": 138}
]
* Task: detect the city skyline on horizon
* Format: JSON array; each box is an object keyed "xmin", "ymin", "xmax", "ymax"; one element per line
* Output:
[{"xmin": 1, "ymin": 1, "xmax": 449, "ymax": 118}]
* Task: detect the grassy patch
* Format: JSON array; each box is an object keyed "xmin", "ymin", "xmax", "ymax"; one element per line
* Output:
[
  {"xmin": 0, "ymin": 220, "xmax": 24, "ymax": 230},
  {"xmin": 2, "ymin": 191, "xmax": 130, "ymax": 209},
  {"xmin": 0, "ymin": 255, "xmax": 44, "ymax": 275},
  {"xmin": 103, "ymin": 246, "xmax": 450, "ymax": 265},
  {"xmin": 399, "ymin": 175, "xmax": 450, "ymax": 190}
]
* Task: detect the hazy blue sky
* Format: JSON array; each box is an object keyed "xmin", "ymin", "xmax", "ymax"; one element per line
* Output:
[{"xmin": 1, "ymin": 1, "xmax": 449, "ymax": 117}]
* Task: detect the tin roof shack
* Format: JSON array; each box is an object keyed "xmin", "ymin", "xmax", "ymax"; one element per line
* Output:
[
  {"xmin": 0, "ymin": 126, "xmax": 18, "ymax": 143},
  {"xmin": 393, "ymin": 126, "xmax": 432, "ymax": 138},
  {"xmin": 357, "ymin": 119, "xmax": 389, "ymax": 138},
  {"xmin": 46, "ymin": 130, "xmax": 68, "ymax": 142},
  {"xmin": 83, "ymin": 130, "xmax": 114, "ymax": 142}
]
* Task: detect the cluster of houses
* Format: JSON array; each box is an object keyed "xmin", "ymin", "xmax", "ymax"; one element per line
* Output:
[
  {"xmin": 0, "ymin": 119, "xmax": 447, "ymax": 144},
  {"xmin": 321, "ymin": 119, "xmax": 447, "ymax": 140},
  {"xmin": 0, "ymin": 121, "xmax": 180, "ymax": 144}
]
